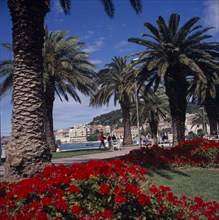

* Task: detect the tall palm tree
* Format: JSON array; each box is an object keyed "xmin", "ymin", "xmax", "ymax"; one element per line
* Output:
[
  {"xmin": 90, "ymin": 56, "xmax": 136, "ymax": 145},
  {"xmin": 188, "ymin": 52, "xmax": 219, "ymax": 135},
  {"xmin": 0, "ymin": 30, "xmax": 96, "ymax": 152},
  {"xmin": 6, "ymin": 0, "xmax": 143, "ymax": 178},
  {"xmin": 128, "ymin": 13, "xmax": 218, "ymax": 146},
  {"xmin": 131, "ymin": 86, "xmax": 169, "ymax": 144},
  {"xmin": 188, "ymin": 71, "xmax": 219, "ymax": 135},
  {"xmin": 191, "ymin": 108, "xmax": 208, "ymax": 134},
  {"xmin": 43, "ymin": 27, "xmax": 96, "ymax": 152}
]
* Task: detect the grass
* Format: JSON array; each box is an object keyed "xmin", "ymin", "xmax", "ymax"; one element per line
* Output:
[
  {"xmin": 1, "ymin": 150, "xmax": 219, "ymax": 203},
  {"xmin": 52, "ymin": 148, "xmax": 110, "ymax": 159},
  {"xmin": 146, "ymin": 168, "xmax": 219, "ymax": 202}
]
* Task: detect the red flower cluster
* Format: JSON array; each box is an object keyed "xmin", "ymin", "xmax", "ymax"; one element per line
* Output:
[
  {"xmin": 0, "ymin": 159, "xmax": 218, "ymax": 219},
  {"xmin": 99, "ymin": 184, "xmax": 110, "ymax": 194},
  {"xmin": 122, "ymin": 139, "xmax": 219, "ymax": 168}
]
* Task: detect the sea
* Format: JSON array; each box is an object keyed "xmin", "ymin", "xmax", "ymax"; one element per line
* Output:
[{"xmin": 59, "ymin": 142, "xmax": 101, "ymax": 151}]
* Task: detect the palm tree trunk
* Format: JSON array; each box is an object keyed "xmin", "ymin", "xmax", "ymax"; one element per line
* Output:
[
  {"xmin": 149, "ymin": 120, "xmax": 158, "ymax": 145},
  {"xmin": 45, "ymin": 78, "xmax": 57, "ymax": 152},
  {"xmin": 204, "ymin": 95, "xmax": 218, "ymax": 135},
  {"xmin": 4, "ymin": 0, "xmax": 51, "ymax": 178},
  {"xmin": 164, "ymin": 68, "xmax": 187, "ymax": 146},
  {"xmin": 120, "ymin": 97, "xmax": 132, "ymax": 145}
]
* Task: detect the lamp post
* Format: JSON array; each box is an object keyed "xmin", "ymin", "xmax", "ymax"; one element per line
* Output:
[
  {"xmin": 135, "ymin": 81, "xmax": 141, "ymax": 148},
  {"xmin": 132, "ymin": 58, "xmax": 141, "ymax": 148},
  {"xmin": 0, "ymin": 96, "xmax": 1, "ymax": 164},
  {"xmin": 202, "ymin": 107, "xmax": 206, "ymax": 135}
]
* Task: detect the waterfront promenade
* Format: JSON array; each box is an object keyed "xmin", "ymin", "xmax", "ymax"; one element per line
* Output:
[{"xmin": 0, "ymin": 146, "xmax": 139, "ymax": 177}]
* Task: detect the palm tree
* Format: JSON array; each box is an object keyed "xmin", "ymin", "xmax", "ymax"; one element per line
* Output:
[
  {"xmin": 6, "ymin": 0, "xmax": 143, "ymax": 178},
  {"xmin": 90, "ymin": 56, "xmax": 136, "ymax": 145},
  {"xmin": 128, "ymin": 13, "xmax": 218, "ymax": 146},
  {"xmin": 191, "ymin": 108, "xmax": 208, "ymax": 134},
  {"xmin": 188, "ymin": 62, "xmax": 219, "ymax": 135},
  {"xmin": 189, "ymin": 83, "xmax": 219, "ymax": 136},
  {"xmin": 131, "ymin": 86, "xmax": 169, "ymax": 144},
  {"xmin": 43, "ymin": 27, "xmax": 96, "ymax": 152},
  {"xmin": 0, "ymin": 30, "xmax": 96, "ymax": 153}
]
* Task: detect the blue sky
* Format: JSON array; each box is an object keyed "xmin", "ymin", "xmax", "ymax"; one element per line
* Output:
[{"xmin": 0, "ymin": 0, "xmax": 218, "ymax": 136}]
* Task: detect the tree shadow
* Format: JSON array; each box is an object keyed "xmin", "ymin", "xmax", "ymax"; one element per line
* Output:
[{"xmin": 146, "ymin": 166, "xmax": 190, "ymax": 180}]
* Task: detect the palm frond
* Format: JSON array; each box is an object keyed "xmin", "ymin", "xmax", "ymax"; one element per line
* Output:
[
  {"xmin": 144, "ymin": 22, "xmax": 159, "ymax": 39},
  {"xmin": 100, "ymin": 0, "xmax": 115, "ymax": 18},
  {"xmin": 129, "ymin": 0, "xmax": 142, "ymax": 14},
  {"xmin": 157, "ymin": 16, "xmax": 170, "ymax": 42},
  {"xmin": 168, "ymin": 13, "xmax": 180, "ymax": 36},
  {"xmin": 179, "ymin": 54, "xmax": 207, "ymax": 83},
  {"xmin": 59, "ymin": 0, "xmax": 71, "ymax": 14}
]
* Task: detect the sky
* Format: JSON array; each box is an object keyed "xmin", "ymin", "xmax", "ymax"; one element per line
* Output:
[{"xmin": 0, "ymin": 0, "xmax": 218, "ymax": 136}]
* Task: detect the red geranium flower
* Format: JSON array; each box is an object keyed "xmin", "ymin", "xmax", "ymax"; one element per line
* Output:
[
  {"xmin": 68, "ymin": 185, "xmax": 79, "ymax": 193},
  {"xmin": 149, "ymin": 185, "xmax": 160, "ymax": 196},
  {"xmin": 71, "ymin": 205, "xmax": 82, "ymax": 215},
  {"xmin": 99, "ymin": 184, "xmax": 110, "ymax": 194},
  {"xmin": 36, "ymin": 211, "xmax": 48, "ymax": 220},
  {"xmin": 42, "ymin": 197, "xmax": 52, "ymax": 207},
  {"xmin": 101, "ymin": 209, "xmax": 113, "ymax": 219},
  {"xmin": 159, "ymin": 205, "xmax": 167, "ymax": 212},
  {"xmin": 126, "ymin": 184, "xmax": 140, "ymax": 194},
  {"xmin": 137, "ymin": 194, "xmax": 150, "ymax": 206},
  {"xmin": 114, "ymin": 195, "xmax": 127, "ymax": 204},
  {"xmin": 114, "ymin": 187, "xmax": 124, "ymax": 195},
  {"xmin": 177, "ymin": 212, "xmax": 184, "ymax": 219},
  {"xmin": 55, "ymin": 199, "xmax": 68, "ymax": 211}
]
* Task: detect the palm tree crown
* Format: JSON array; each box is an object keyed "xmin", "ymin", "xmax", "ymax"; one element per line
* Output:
[
  {"xmin": 5, "ymin": 0, "xmax": 143, "ymax": 178},
  {"xmin": 128, "ymin": 13, "xmax": 219, "ymax": 145},
  {"xmin": 0, "ymin": 28, "xmax": 96, "ymax": 152},
  {"xmin": 90, "ymin": 56, "xmax": 136, "ymax": 145}
]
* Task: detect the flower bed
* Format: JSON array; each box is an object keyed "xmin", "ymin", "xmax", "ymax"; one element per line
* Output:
[
  {"xmin": 122, "ymin": 139, "xmax": 219, "ymax": 168},
  {"xmin": 0, "ymin": 159, "xmax": 219, "ymax": 219}
]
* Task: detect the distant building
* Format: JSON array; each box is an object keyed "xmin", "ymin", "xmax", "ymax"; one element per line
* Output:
[
  {"xmin": 69, "ymin": 125, "xmax": 87, "ymax": 143},
  {"xmin": 113, "ymin": 127, "xmax": 124, "ymax": 139},
  {"xmin": 55, "ymin": 129, "xmax": 70, "ymax": 143}
]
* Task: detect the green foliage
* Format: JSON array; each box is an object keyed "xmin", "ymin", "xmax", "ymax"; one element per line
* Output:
[
  {"xmin": 89, "ymin": 110, "xmax": 123, "ymax": 127},
  {"xmin": 197, "ymin": 128, "xmax": 205, "ymax": 137},
  {"xmin": 186, "ymin": 103, "xmax": 200, "ymax": 114},
  {"xmin": 89, "ymin": 102, "xmax": 200, "ymax": 127},
  {"xmin": 87, "ymin": 133, "xmax": 99, "ymax": 141}
]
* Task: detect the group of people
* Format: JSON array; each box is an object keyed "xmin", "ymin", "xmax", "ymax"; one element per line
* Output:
[{"xmin": 99, "ymin": 131, "xmax": 118, "ymax": 150}]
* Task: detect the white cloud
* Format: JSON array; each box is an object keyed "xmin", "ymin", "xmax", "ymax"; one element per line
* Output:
[
  {"xmin": 113, "ymin": 41, "xmax": 134, "ymax": 53},
  {"xmin": 53, "ymin": 95, "xmax": 118, "ymax": 129},
  {"xmin": 113, "ymin": 41, "xmax": 129, "ymax": 49},
  {"xmin": 81, "ymin": 30, "xmax": 95, "ymax": 40},
  {"xmin": 83, "ymin": 38, "xmax": 104, "ymax": 53},
  {"xmin": 90, "ymin": 59, "xmax": 103, "ymax": 65},
  {"xmin": 203, "ymin": 0, "xmax": 219, "ymax": 35}
]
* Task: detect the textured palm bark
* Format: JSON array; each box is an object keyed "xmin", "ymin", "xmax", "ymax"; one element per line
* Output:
[
  {"xmin": 164, "ymin": 68, "xmax": 187, "ymax": 146},
  {"xmin": 45, "ymin": 78, "xmax": 57, "ymax": 152},
  {"xmin": 120, "ymin": 95, "xmax": 132, "ymax": 145},
  {"xmin": 204, "ymin": 95, "xmax": 218, "ymax": 135},
  {"xmin": 4, "ymin": 0, "xmax": 51, "ymax": 178},
  {"xmin": 149, "ymin": 119, "xmax": 158, "ymax": 145}
]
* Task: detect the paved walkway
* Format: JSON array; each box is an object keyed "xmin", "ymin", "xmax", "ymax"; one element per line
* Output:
[{"xmin": 0, "ymin": 146, "xmax": 139, "ymax": 177}]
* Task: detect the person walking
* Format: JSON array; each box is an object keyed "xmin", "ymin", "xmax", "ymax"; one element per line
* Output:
[
  {"xmin": 99, "ymin": 131, "xmax": 106, "ymax": 149},
  {"xmin": 107, "ymin": 134, "xmax": 112, "ymax": 150}
]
